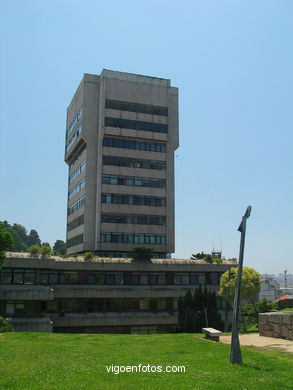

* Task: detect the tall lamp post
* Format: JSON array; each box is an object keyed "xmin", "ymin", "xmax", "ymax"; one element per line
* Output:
[{"xmin": 230, "ymin": 205, "xmax": 252, "ymax": 364}]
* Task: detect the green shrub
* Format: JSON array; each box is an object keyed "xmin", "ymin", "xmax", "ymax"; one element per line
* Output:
[
  {"xmin": 130, "ymin": 246, "xmax": 154, "ymax": 262},
  {"xmin": 0, "ymin": 317, "xmax": 13, "ymax": 332},
  {"xmin": 84, "ymin": 252, "xmax": 94, "ymax": 260}
]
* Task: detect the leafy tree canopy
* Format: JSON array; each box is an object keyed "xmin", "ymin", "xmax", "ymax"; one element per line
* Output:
[
  {"xmin": 27, "ymin": 230, "xmax": 41, "ymax": 247},
  {"xmin": 0, "ymin": 222, "xmax": 13, "ymax": 267},
  {"xmin": 130, "ymin": 246, "xmax": 154, "ymax": 262},
  {"xmin": 219, "ymin": 266, "xmax": 261, "ymax": 303},
  {"xmin": 53, "ymin": 240, "xmax": 66, "ymax": 255}
]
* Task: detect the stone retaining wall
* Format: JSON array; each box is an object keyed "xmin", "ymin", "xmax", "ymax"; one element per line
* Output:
[{"xmin": 259, "ymin": 312, "xmax": 293, "ymax": 340}]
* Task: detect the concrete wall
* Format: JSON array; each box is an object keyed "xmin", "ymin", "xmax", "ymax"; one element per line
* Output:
[
  {"xmin": 259, "ymin": 312, "xmax": 293, "ymax": 340},
  {"xmin": 9, "ymin": 317, "xmax": 53, "ymax": 332}
]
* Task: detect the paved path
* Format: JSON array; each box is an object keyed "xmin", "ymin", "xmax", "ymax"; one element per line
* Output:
[{"xmin": 220, "ymin": 333, "xmax": 293, "ymax": 353}]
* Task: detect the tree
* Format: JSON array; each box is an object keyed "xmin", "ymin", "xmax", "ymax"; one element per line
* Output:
[
  {"xmin": 178, "ymin": 286, "xmax": 223, "ymax": 332},
  {"xmin": 130, "ymin": 246, "xmax": 154, "ymax": 262},
  {"xmin": 27, "ymin": 230, "xmax": 41, "ymax": 247},
  {"xmin": 53, "ymin": 240, "xmax": 66, "ymax": 255},
  {"xmin": 219, "ymin": 266, "xmax": 261, "ymax": 304},
  {"xmin": 28, "ymin": 245, "xmax": 40, "ymax": 257},
  {"xmin": 0, "ymin": 222, "xmax": 13, "ymax": 268},
  {"xmin": 41, "ymin": 242, "xmax": 51, "ymax": 247},
  {"xmin": 190, "ymin": 252, "xmax": 213, "ymax": 264},
  {"xmin": 39, "ymin": 246, "xmax": 51, "ymax": 258}
]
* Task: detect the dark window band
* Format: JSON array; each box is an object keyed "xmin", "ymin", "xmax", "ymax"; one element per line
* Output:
[
  {"xmin": 103, "ymin": 137, "xmax": 166, "ymax": 153},
  {"xmin": 102, "ymin": 193, "xmax": 166, "ymax": 207},
  {"xmin": 103, "ymin": 155, "xmax": 166, "ymax": 170},
  {"xmin": 105, "ymin": 117, "xmax": 168, "ymax": 134},
  {"xmin": 101, "ymin": 214, "xmax": 166, "ymax": 225},
  {"xmin": 105, "ymin": 99, "xmax": 168, "ymax": 116},
  {"xmin": 102, "ymin": 174, "xmax": 166, "ymax": 188}
]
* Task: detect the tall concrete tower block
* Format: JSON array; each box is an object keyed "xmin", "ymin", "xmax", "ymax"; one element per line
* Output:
[{"xmin": 65, "ymin": 70, "xmax": 179, "ymax": 257}]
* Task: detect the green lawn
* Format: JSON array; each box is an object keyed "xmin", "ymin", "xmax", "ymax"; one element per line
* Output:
[{"xmin": 0, "ymin": 332, "xmax": 293, "ymax": 390}]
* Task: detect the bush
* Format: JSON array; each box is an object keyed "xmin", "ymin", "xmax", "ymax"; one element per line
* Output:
[
  {"xmin": 84, "ymin": 252, "xmax": 94, "ymax": 261},
  {"xmin": 39, "ymin": 246, "xmax": 51, "ymax": 258},
  {"xmin": 130, "ymin": 246, "xmax": 154, "ymax": 262},
  {"xmin": 0, "ymin": 317, "xmax": 13, "ymax": 332},
  {"xmin": 28, "ymin": 245, "xmax": 40, "ymax": 257}
]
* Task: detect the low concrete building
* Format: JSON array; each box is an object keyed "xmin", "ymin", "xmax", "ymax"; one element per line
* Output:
[{"xmin": 0, "ymin": 252, "xmax": 235, "ymax": 333}]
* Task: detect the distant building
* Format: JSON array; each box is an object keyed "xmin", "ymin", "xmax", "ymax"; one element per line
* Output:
[
  {"xmin": 0, "ymin": 253, "xmax": 235, "ymax": 333},
  {"xmin": 65, "ymin": 70, "xmax": 179, "ymax": 257},
  {"xmin": 259, "ymin": 277, "xmax": 281, "ymax": 302}
]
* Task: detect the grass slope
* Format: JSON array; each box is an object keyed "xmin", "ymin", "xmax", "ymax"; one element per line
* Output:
[{"xmin": 0, "ymin": 332, "xmax": 292, "ymax": 390}]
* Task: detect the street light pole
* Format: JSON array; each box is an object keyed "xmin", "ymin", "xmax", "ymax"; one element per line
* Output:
[{"xmin": 230, "ymin": 205, "xmax": 252, "ymax": 364}]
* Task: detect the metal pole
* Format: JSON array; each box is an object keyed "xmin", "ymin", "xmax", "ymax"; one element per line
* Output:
[{"xmin": 230, "ymin": 205, "xmax": 252, "ymax": 364}]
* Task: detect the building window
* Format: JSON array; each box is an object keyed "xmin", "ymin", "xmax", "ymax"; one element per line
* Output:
[
  {"xmin": 103, "ymin": 137, "xmax": 166, "ymax": 153},
  {"xmin": 173, "ymin": 273, "xmax": 205, "ymax": 285},
  {"xmin": 59, "ymin": 272, "xmax": 78, "ymax": 284},
  {"xmin": 41, "ymin": 271, "xmax": 59, "ymax": 284},
  {"xmin": 206, "ymin": 272, "xmax": 222, "ymax": 285},
  {"xmin": 66, "ymin": 233, "xmax": 83, "ymax": 248},
  {"xmin": 139, "ymin": 299, "xmax": 149, "ymax": 311},
  {"xmin": 66, "ymin": 124, "xmax": 83, "ymax": 153},
  {"xmin": 5, "ymin": 301, "xmax": 25, "ymax": 316},
  {"xmin": 105, "ymin": 99, "xmax": 168, "ymax": 116},
  {"xmin": 105, "ymin": 117, "xmax": 168, "ymax": 134},
  {"xmin": 102, "ymin": 174, "xmax": 166, "ymax": 188},
  {"xmin": 102, "ymin": 156, "xmax": 166, "ymax": 171},
  {"xmin": 67, "ymin": 106, "xmax": 83, "ymax": 137},
  {"xmin": 101, "ymin": 193, "xmax": 166, "ymax": 207},
  {"xmin": 67, "ymin": 215, "xmax": 84, "ymax": 232},
  {"xmin": 86, "ymin": 272, "xmax": 104, "ymax": 284},
  {"xmin": 69, "ymin": 145, "xmax": 86, "ymax": 169},
  {"xmin": 68, "ymin": 178, "xmax": 85, "ymax": 199},
  {"xmin": 69, "ymin": 160, "xmax": 86, "ymax": 184},
  {"xmin": 101, "ymin": 214, "xmax": 166, "ymax": 226},
  {"xmin": 0, "ymin": 269, "xmax": 36, "ymax": 285},
  {"xmin": 0, "ymin": 269, "xmax": 12, "ymax": 284},
  {"xmin": 100, "ymin": 233, "xmax": 166, "ymax": 245},
  {"xmin": 68, "ymin": 195, "xmax": 85, "ymax": 215},
  {"xmin": 104, "ymin": 273, "xmax": 123, "ymax": 285}
]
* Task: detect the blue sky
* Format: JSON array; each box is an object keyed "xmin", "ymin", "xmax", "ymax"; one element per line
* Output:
[{"xmin": 0, "ymin": 0, "xmax": 292, "ymax": 274}]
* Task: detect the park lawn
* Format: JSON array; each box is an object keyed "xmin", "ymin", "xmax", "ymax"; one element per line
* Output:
[{"xmin": 0, "ymin": 332, "xmax": 293, "ymax": 390}]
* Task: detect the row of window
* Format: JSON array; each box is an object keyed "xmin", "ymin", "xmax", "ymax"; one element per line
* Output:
[
  {"xmin": 67, "ymin": 106, "xmax": 83, "ymax": 137},
  {"xmin": 47, "ymin": 298, "xmax": 168, "ymax": 313},
  {"xmin": 69, "ymin": 144, "xmax": 86, "ymax": 169},
  {"xmin": 105, "ymin": 99, "xmax": 168, "ymax": 116},
  {"xmin": 102, "ymin": 174, "xmax": 166, "ymax": 188},
  {"xmin": 69, "ymin": 160, "xmax": 86, "ymax": 184},
  {"xmin": 101, "ymin": 214, "xmax": 166, "ymax": 226},
  {"xmin": 103, "ymin": 137, "xmax": 167, "ymax": 153},
  {"xmin": 105, "ymin": 117, "xmax": 168, "ymax": 134},
  {"xmin": 68, "ymin": 196, "xmax": 85, "ymax": 215},
  {"xmin": 66, "ymin": 233, "xmax": 83, "ymax": 248},
  {"xmin": 0, "ymin": 269, "xmax": 223, "ymax": 286},
  {"xmin": 66, "ymin": 124, "xmax": 82, "ymax": 153},
  {"xmin": 101, "ymin": 193, "xmax": 166, "ymax": 207},
  {"xmin": 100, "ymin": 232, "xmax": 166, "ymax": 245},
  {"xmin": 103, "ymin": 155, "xmax": 166, "ymax": 171},
  {"xmin": 68, "ymin": 178, "xmax": 85, "ymax": 200},
  {"xmin": 67, "ymin": 215, "xmax": 84, "ymax": 232}
]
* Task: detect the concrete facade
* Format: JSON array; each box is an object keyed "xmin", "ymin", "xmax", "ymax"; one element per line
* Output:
[
  {"xmin": 65, "ymin": 70, "xmax": 179, "ymax": 257},
  {"xmin": 0, "ymin": 252, "xmax": 235, "ymax": 333}
]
